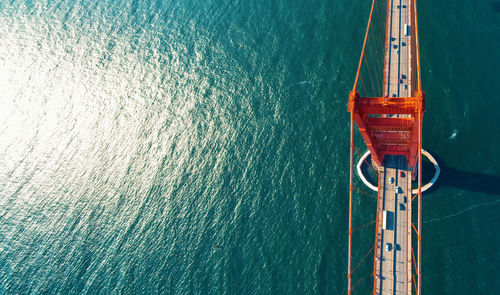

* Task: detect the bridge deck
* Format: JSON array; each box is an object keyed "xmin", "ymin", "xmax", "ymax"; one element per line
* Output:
[
  {"xmin": 375, "ymin": 0, "xmax": 414, "ymax": 294},
  {"xmin": 374, "ymin": 156, "xmax": 412, "ymax": 295},
  {"xmin": 384, "ymin": 0, "xmax": 412, "ymax": 98}
]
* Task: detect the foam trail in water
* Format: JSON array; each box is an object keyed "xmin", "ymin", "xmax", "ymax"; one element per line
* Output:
[
  {"xmin": 424, "ymin": 198, "xmax": 500, "ymax": 224},
  {"xmin": 285, "ymin": 80, "xmax": 311, "ymax": 89}
]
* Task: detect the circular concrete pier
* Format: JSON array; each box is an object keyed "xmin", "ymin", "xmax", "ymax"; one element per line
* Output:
[{"xmin": 356, "ymin": 149, "xmax": 440, "ymax": 194}]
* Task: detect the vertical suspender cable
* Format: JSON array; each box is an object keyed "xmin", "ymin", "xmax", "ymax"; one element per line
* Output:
[
  {"xmin": 382, "ymin": 0, "xmax": 391, "ymax": 95},
  {"xmin": 372, "ymin": 170, "xmax": 381, "ymax": 295},
  {"xmin": 414, "ymin": 1, "xmax": 423, "ymax": 294},
  {"xmin": 417, "ymin": 109, "xmax": 422, "ymax": 295},
  {"xmin": 348, "ymin": 112, "xmax": 354, "ymax": 295},
  {"xmin": 364, "ymin": 54, "xmax": 377, "ymax": 97},
  {"xmin": 414, "ymin": 0, "xmax": 422, "ymax": 93},
  {"xmin": 352, "ymin": 0, "xmax": 377, "ymax": 93}
]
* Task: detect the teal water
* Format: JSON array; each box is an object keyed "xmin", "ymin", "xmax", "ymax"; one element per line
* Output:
[{"xmin": 0, "ymin": 0, "xmax": 499, "ymax": 294}]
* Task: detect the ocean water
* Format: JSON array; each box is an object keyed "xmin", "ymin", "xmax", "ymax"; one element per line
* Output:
[{"xmin": 0, "ymin": 0, "xmax": 499, "ymax": 294}]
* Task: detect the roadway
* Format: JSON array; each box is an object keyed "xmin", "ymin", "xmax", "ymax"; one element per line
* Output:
[
  {"xmin": 375, "ymin": 0, "xmax": 414, "ymax": 294},
  {"xmin": 374, "ymin": 157, "xmax": 412, "ymax": 295},
  {"xmin": 384, "ymin": 0, "xmax": 412, "ymax": 99}
]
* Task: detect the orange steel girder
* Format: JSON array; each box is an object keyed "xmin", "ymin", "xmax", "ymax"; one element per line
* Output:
[{"xmin": 348, "ymin": 91, "xmax": 425, "ymax": 170}]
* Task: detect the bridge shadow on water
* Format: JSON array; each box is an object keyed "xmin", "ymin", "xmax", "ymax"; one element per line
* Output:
[
  {"xmin": 422, "ymin": 155, "xmax": 500, "ymax": 196},
  {"xmin": 358, "ymin": 154, "xmax": 500, "ymax": 196},
  {"xmin": 492, "ymin": 2, "xmax": 500, "ymax": 12}
]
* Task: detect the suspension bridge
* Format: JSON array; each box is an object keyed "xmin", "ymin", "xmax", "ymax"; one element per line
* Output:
[{"xmin": 346, "ymin": 0, "xmax": 427, "ymax": 294}]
